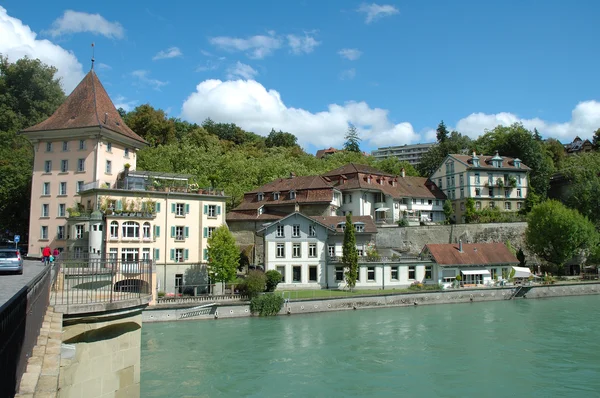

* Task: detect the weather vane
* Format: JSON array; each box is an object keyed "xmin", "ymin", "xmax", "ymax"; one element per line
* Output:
[{"xmin": 91, "ymin": 43, "xmax": 95, "ymax": 70}]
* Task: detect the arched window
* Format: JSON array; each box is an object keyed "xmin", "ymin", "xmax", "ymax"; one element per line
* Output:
[
  {"xmin": 143, "ymin": 222, "xmax": 151, "ymax": 239},
  {"xmin": 122, "ymin": 221, "xmax": 140, "ymax": 238},
  {"xmin": 110, "ymin": 221, "xmax": 119, "ymax": 238}
]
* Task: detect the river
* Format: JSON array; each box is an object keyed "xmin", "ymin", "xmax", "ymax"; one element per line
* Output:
[{"xmin": 141, "ymin": 295, "xmax": 600, "ymax": 397}]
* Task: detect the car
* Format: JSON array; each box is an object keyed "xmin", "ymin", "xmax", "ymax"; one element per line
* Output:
[{"xmin": 0, "ymin": 248, "xmax": 23, "ymax": 275}]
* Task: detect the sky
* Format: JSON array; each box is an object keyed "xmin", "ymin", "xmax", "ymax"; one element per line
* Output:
[{"xmin": 1, "ymin": 1, "xmax": 599, "ymax": 153}]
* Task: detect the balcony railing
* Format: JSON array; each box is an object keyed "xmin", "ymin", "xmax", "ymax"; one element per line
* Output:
[
  {"xmin": 328, "ymin": 255, "xmax": 422, "ymax": 263},
  {"xmin": 80, "ymin": 179, "xmax": 226, "ymax": 196}
]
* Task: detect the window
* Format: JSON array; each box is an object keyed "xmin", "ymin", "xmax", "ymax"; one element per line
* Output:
[
  {"xmin": 517, "ymin": 175, "xmax": 522, "ymax": 185},
  {"xmin": 277, "ymin": 266, "xmax": 286, "ymax": 283},
  {"xmin": 308, "ymin": 243, "xmax": 317, "ymax": 257},
  {"xmin": 41, "ymin": 204, "xmax": 49, "ymax": 217},
  {"xmin": 46, "ymin": 142, "xmax": 52, "ymax": 152},
  {"xmin": 175, "ymin": 226, "xmax": 185, "ymax": 241},
  {"xmin": 292, "ymin": 243, "xmax": 301, "ymax": 258},
  {"xmin": 505, "ymin": 189, "xmax": 510, "ymax": 198},
  {"xmin": 57, "ymin": 226, "xmax": 65, "ymax": 240},
  {"xmin": 328, "ymin": 245, "xmax": 335, "ymax": 258},
  {"xmin": 476, "ymin": 201, "xmax": 481, "ymax": 210},
  {"xmin": 62, "ymin": 141, "xmax": 68, "ymax": 151},
  {"xmin": 257, "ymin": 193, "xmax": 264, "ymax": 201},
  {"xmin": 292, "ymin": 266, "xmax": 301, "ymax": 282},
  {"xmin": 355, "ymin": 224, "xmax": 364, "ymax": 232},
  {"xmin": 124, "ymin": 148, "xmax": 130, "ymax": 158},
  {"xmin": 459, "ymin": 174, "xmax": 464, "ymax": 186},
  {"xmin": 421, "ymin": 199, "xmax": 425, "ymax": 205},
  {"xmin": 110, "ymin": 221, "xmax": 119, "ymax": 238},
  {"xmin": 490, "ymin": 268, "xmax": 497, "ymax": 280},
  {"xmin": 475, "ymin": 188, "xmax": 481, "ymax": 196},
  {"xmin": 143, "ymin": 222, "xmax": 151, "ymax": 239},
  {"xmin": 474, "ymin": 173, "xmax": 480, "ymax": 184},
  {"xmin": 122, "ymin": 248, "xmax": 139, "ymax": 262},
  {"xmin": 276, "ymin": 243, "xmax": 285, "ymax": 258},
  {"xmin": 273, "ymin": 192, "xmax": 280, "ymax": 200},
  {"xmin": 356, "ymin": 247, "xmax": 364, "ymax": 257},
  {"xmin": 460, "ymin": 203, "xmax": 465, "ymax": 211},
  {"xmin": 391, "ymin": 267, "xmax": 399, "ymax": 281},
  {"xmin": 276, "ymin": 225, "xmax": 284, "ymax": 238},
  {"xmin": 408, "ymin": 266, "xmax": 416, "ymax": 280},
  {"xmin": 488, "ymin": 188, "xmax": 493, "ymax": 197},
  {"xmin": 42, "ymin": 182, "xmax": 50, "ymax": 196},
  {"xmin": 76, "ymin": 181, "xmax": 84, "ymax": 193},
  {"xmin": 504, "ymin": 202, "xmax": 511, "ymax": 210},
  {"xmin": 412, "ymin": 198, "xmax": 417, "ymax": 204},
  {"xmin": 292, "ymin": 225, "xmax": 300, "ymax": 237},
  {"xmin": 176, "ymin": 203, "xmax": 185, "ymax": 216},
  {"xmin": 489, "ymin": 201, "xmax": 495, "ymax": 209},
  {"xmin": 44, "ymin": 161, "xmax": 52, "ymax": 173},
  {"xmin": 309, "ymin": 266, "xmax": 317, "ymax": 282},
  {"xmin": 106, "ymin": 142, "xmax": 112, "ymax": 152},
  {"xmin": 428, "ymin": 200, "xmax": 433, "ymax": 205},
  {"xmin": 207, "ymin": 227, "xmax": 215, "ymax": 238},
  {"xmin": 517, "ymin": 189, "xmax": 522, "ymax": 198},
  {"xmin": 460, "ymin": 188, "xmax": 464, "ymax": 198},
  {"xmin": 438, "ymin": 178, "xmax": 442, "ymax": 189},
  {"xmin": 348, "ymin": 194, "xmax": 352, "ymax": 203},
  {"xmin": 142, "ymin": 248, "xmax": 150, "ymax": 261},
  {"xmin": 59, "ymin": 182, "xmax": 67, "ymax": 196},
  {"xmin": 77, "ymin": 159, "xmax": 85, "ymax": 172},
  {"xmin": 517, "ymin": 202, "xmax": 523, "ymax": 210},
  {"xmin": 335, "ymin": 267, "xmax": 344, "ymax": 282},
  {"xmin": 309, "ymin": 225, "xmax": 316, "ymax": 237},
  {"xmin": 435, "ymin": 200, "xmax": 440, "ymax": 206},
  {"xmin": 122, "ymin": 221, "xmax": 140, "ymax": 238},
  {"xmin": 60, "ymin": 159, "xmax": 68, "ymax": 173},
  {"xmin": 442, "ymin": 269, "xmax": 456, "ymax": 283},
  {"xmin": 106, "ymin": 160, "xmax": 112, "ymax": 174},
  {"xmin": 289, "ymin": 190, "xmax": 296, "ymax": 200},
  {"xmin": 79, "ymin": 140, "xmax": 85, "ymax": 150},
  {"xmin": 207, "ymin": 204, "xmax": 218, "ymax": 217},
  {"xmin": 367, "ymin": 267, "xmax": 375, "ymax": 281},
  {"xmin": 175, "ymin": 249, "xmax": 184, "ymax": 263},
  {"xmin": 75, "ymin": 225, "xmax": 84, "ymax": 239},
  {"xmin": 425, "ymin": 266, "xmax": 432, "ymax": 280},
  {"xmin": 41, "ymin": 226, "xmax": 48, "ymax": 240}
]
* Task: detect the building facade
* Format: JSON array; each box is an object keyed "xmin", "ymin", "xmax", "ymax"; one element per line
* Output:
[
  {"xmin": 430, "ymin": 152, "xmax": 530, "ymax": 222},
  {"xmin": 564, "ymin": 136, "xmax": 593, "ymax": 155},
  {"xmin": 371, "ymin": 142, "xmax": 435, "ymax": 165}
]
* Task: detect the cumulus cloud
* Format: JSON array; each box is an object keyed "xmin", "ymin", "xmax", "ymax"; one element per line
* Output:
[
  {"xmin": 131, "ymin": 70, "xmax": 168, "ymax": 90},
  {"xmin": 339, "ymin": 68, "xmax": 357, "ymax": 80},
  {"xmin": 0, "ymin": 6, "xmax": 85, "ymax": 93},
  {"xmin": 152, "ymin": 46, "xmax": 182, "ymax": 60},
  {"xmin": 357, "ymin": 3, "xmax": 399, "ymax": 24},
  {"xmin": 338, "ymin": 48, "xmax": 362, "ymax": 60},
  {"xmin": 287, "ymin": 33, "xmax": 321, "ymax": 55},
  {"xmin": 46, "ymin": 10, "xmax": 124, "ymax": 39},
  {"xmin": 226, "ymin": 62, "xmax": 258, "ymax": 80},
  {"xmin": 113, "ymin": 95, "xmax": 138, "ymax": 112},
  {"xmin": 181, "ymin": 79, "xmax": 420, "ymax": 148},
  {"xmin": 209, "ymin": 32, "xmax": 282, "ymax": 59}
]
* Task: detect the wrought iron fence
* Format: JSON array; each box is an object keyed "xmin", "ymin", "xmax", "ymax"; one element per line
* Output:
[{"xmin": 52, "ymin": 258, "xmax": 153, "ymax": 306}]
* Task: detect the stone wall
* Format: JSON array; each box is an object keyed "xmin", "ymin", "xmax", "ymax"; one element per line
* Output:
[{"xmin": 376, "ymin": 222, "xmax": 528, "ymax": 254}]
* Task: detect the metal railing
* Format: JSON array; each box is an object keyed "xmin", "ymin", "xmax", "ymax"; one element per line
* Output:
[
  {"xmin": 52, "ymin": 258, "xmax": 153, "ymax": 306},
  {"xmin": 0, "ymin": 264, "xmax": 53, "ymax": 397}
]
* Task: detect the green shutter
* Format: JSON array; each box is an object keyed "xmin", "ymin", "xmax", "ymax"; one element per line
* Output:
[
  {"xmin": 184, "ymin": 249, "xmax": 189, "ymax": 260},
  {"xmin": 156, "ymin": 202, "xmax": 161, "ymax": 212},
  {"xmin": 171, "ymin": 203, "xmax": 176, "ymax": 213},
  {"xmin": 185, "ymin": 204, "xmax": 190, "ymax": 214},
  {"xmin": 154, "ymin": 249, "xmax": 159, "ymax": 260},
  {"xmin": 116, "ymin": 200, "xmax": 123, "ymax": 211},
  {"xmin": 217, "ymin": 205, "xmax": 221, "ymax": 215},
  {"xmin": 185, "ymin": 227, "xmax": 189, "ymax": 238},
  {"xmin": 203, "ymin": 227, "xmax": 207, "ymax": 238},
  {"xmin": 170, "ymin": 249, "xmax": 174, "ymax": 261},
  {"xmin": 171, "ymin": 226, "xmax": 175, "ymax": 238},
  {"xmin": 204, "ymin": 204, "xmax": 208, "ymax": 214},
  {"xmin": 155, "ymin": 226, "xmax": 160, "ymax": 237},
  {"xmin": 203, "ymin": 249, "xmax": 208, "ymax": 260}
]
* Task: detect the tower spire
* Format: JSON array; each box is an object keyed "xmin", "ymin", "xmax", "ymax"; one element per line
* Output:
[{"xmin": 91, "ymin": 43, "xmax": 95, "ymax": 70}]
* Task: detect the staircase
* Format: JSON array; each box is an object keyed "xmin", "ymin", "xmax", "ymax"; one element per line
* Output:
[{"xmin": 509, "ymin": 285, "xmax": 533, "ymax": 299}]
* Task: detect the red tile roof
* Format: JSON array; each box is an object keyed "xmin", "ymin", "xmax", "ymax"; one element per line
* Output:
[
  {"xmin": 315, "ymin": 147, "xmax": 339, "ymax": 158},
  {"xmin": 226, "ymin": 211, "xmax": 286, "ymax": 221},
  {"xmin": 450, "ymin": 154, "xmax": 530, "ymax": 170},
  {"xmin": 22, "ymin": 70, "xmax": 147, "ymax": 145},
  {"xmin": 248, "ymin": 175, "xmax": 334, "ymax": 193},
  {"xmin": 424, "ymin": 243, "xmax": 519, "ymax": 266},
  {"xmin": 322, "ymin": 163, "xmax": 395, "ymax": 177},
  {"xmin": 310, "ymin": 215, "xmax": 378, "ymax": 233}
]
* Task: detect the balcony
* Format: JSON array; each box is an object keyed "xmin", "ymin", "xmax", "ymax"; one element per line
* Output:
[{"xmin": 328, "ymin": 255, "xmax": 421, "ymax": 263}]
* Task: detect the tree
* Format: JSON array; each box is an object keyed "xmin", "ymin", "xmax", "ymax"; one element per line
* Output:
[
  {"xmin": 544, "ymin": 138, "xmax": 566, "ymax": 170},
  {"xmin": 265, "ymin": 129, "xmax": 298, "ymax": 148},
  {"xmin": 265, "ymin": 270, "xmax": 283, "ymax": 292},
  {"xmin": 443, "ymin": 199, "xmax": 454, "ymax": 224},
  {"xmin": 373, "ymin": 157, "xmax": 419, "ymax": 177},
  {"xmin": 559, "ymin": 152, "xmax": 600, "ymax": 227},
  {"xmin": 593, "ymin": 128, "xmax": 600, "ymax": 150},
  {"xmin": 516, "ymin": 248, "xmax": 527, "ymax": 268},
  {"xmin": 533, "ymin": 128, "xmax": 542, "ymax": 141},
  {"xmin": 436, "ymin": 120, "xmax": 449, "ymax": 143},
  {"xmin": 240, "ymin": 270, "xmax": 266, "ymax": 298},
  {"xmin": 342, "ymin": 214, "xmax": 359, "ymax": 289},
  {"xmin": 464, "ymin": 198, "xmax": 476, "ymax": 223},
  {"xmin": 525, "ymin": 200, "xmax": 599, "ymax": 275},
  {"xmin": 343, "ymin": 124, "xmax": 361, "ymax": 153},
  {"xmin": 184, "ymin": 264, "xmax": 208, "ymax": 295},
  {"xmin": 123, "ymin": 104, "xmax": 176, "ymax": 146},
  {"xmin": 207, "ymin": 225, "xmax": 239, "ymax": 284},
  {"xmin": 417, "ymin": 131, "xmax": 472, "ymax": 177}
]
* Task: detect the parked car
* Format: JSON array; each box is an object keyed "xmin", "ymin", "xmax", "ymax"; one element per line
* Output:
[{"xmin": 0, "ymin": 248, "xmax": 23, "ymax": 275}]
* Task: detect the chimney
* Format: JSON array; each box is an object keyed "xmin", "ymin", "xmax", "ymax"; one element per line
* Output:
[
  {"xmin": 289, "ymin": 172, "xmax": 296, "ymax": 179},
  {"xmin": 400, "ymin": 168, "xmax": 406, "ymax": 178},
  {"xmin": 458, "ymin": 240, "xmax": 463, "ymax": 253}
]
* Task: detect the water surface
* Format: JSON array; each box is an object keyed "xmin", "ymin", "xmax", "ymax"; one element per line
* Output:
[{"xmin": 142, "ymin": 296, "xmax": 600, "ymax": 397}]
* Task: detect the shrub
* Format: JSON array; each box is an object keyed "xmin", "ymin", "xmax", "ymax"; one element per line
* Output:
[
  {"xmin": 265, "ymin": 270, "xmax": 283, "ymax": 292},
  {"xmin": 397, "ymin": 218, "xmax": 409, "ymax": 227},
  {"xmin": 157, "ymin": 291, "xmax": 166, "ymax": 298},
  {"xmin": 455, "ymin": 275, "xmax": 462, "ymax": 282},
  {"xmin": 250, "ymin": 294, "xmax": 285, "ymax": 316},
  {"xmin": 239, "ymin": 270, "xmax": 266, "ymax": 298}
]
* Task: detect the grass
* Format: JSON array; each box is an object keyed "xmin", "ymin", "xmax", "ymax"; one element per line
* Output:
[{"xmin": 278, "ymin": 285, "xmax": 442, "ymax": 300}]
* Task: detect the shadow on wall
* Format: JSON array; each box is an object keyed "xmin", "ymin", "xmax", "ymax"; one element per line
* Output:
[
  {"xmin": 64, "ymin": 322, "xmax": 141, "ymax": 344},
  {"xmin": 0, "ymin": 287, "xmax": 27, "ymax": 398}
]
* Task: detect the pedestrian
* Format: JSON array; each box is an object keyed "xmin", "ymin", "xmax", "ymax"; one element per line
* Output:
[
  {"xmin": 42, "ymin": 245, "xmax": 51, "ymax": 265},
  {"xmin": 53, "ymin": 248, "xmax": 59, "ymax": 261}
]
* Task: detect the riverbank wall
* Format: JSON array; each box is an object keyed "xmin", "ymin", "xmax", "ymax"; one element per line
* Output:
[{"xmin": 142, "ymin": 282, "xmax": 600, "ymax": 323}]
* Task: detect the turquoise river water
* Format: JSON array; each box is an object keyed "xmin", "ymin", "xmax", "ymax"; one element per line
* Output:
[{"xmin": 141, "ymin": 295, "xmax": 600, "ymax": 397}]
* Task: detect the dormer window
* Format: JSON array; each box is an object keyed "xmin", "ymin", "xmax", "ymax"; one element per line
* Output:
[
  {"xmin": 273, "ymin": 192, "xmax": 280, "ymax": 200},
  {"xmin": 337, "ymin": 222, "xmax": 346, "ymax": 231},
  {"xmin": 514, "ymin": 159, "xmax": 521, "ymax": 169},
  {"xmin": 367, "ymin": 175, "xmax": 372, "ymax": 184},
  {"xmin": 289, "ymin": 190, "xmax": 296, "ymax": 200},
  {"xmin": 258, "ymin": 206, "xmax": 264, "ymax": 215},
  {"xmin": 257, "ymin": 193, "xmax": 264, "ymax": 201},
  {"xmin": 354, "ymin": 223, "xmax": 364, "ymax": 232}
]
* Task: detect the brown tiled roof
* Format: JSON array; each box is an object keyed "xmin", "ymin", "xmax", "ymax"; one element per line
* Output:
[
  {"xmin": 425, "ymin": 243, "xmax": 519, "ymax": 266},
  {"xmin": 248, "ymin": 175, "xmax": 334, "ymax": 194},
  {"xmin": 315, "ymin": 147, "xmax": 339, "ymax": 159},
  {"xmin": 226, "ymin": 211, "xmax": 286, "ymax": 221},
  {"xmin": 310, "ymin": 215, "xmax": 377, "ymax": 234},
  {"xmin": 323, "ymin": 163, "xmax": 395, "ymax": 177},
  {"xmin": 332, "ymin": 173, "xmax": 446, "ymax": 200},
  {"xmin": 450, "ymin": 154, "xmax": 530, "ymax": 170},
  {"xmin": 22, "ymin": 70, "xmax": 147, "ymax": 145}
]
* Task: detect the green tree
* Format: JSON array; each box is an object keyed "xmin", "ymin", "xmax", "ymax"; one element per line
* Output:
[
  {"xmin": 525, "ymin": 200, "xmax": 599, "ymax": 275},
  {"xmin": 184, "ymin": 264, "xmax": 208, "ymax": 295},
  {"xmin": 436, "ymin": 120, "xmax": 449, "ymax": 143},
  {"xmin": 123, "ymin": 104, "xmax": 176, "ymax": 146},
  {"xmin": 207, "ymin": 225, "xmax": 239, "ymax": 283},
  {"xmin": 417, "ymin": 131, "xmax": 472, "ymax": 177},
  {"xmin": 265, "ymin": 269, "xmax": 283, "ymax": 292},
  {"xmin": 533, "ymin": 128, "xmax": 542, "ymax": 141},
  {"xmin": 593, "ymin": 128, "xmax": 600, "ymax": 150},
  {"xmin": 443, "ymin": 199, "xmax": 454, "ymax": 224},
  {"xmin": 0, "ymin": 56, "xmax": 65, "ymax": 236},
  {"xmin": 343, "ymin": 124, "xmax": 361, "ymax": 153},
  {"xmin": 265, "ymin": 129, "xmax": 298, "ymax": 148},
  {"xmin": 373, "ymin": 157, "xmax": 419, "ymax": 176},
  {"xmin": 342, "ymin": 214, "xmax": 359, "ymax": 289},
  {"xmin": 464, "ymin": 198, "xmax": 476, "ymax": 223},
  {"xmin": 240, "ymin": 270, "xmax": 266, "ymax": 298},
  {"xmin": 516, "ymin": 248, "xmax": 527, "ymax": 268},
  {"xmin": 544, "ymin": 138, "xmax": 566, "ymax": 170},
  {"xmin": 559, "ymin": 152, "xmax": 600, "ymax": 227}
]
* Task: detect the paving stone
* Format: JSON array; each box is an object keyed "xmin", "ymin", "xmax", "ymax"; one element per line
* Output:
[
  {"xmin": 19, "ymin": 372, "xmax": 39, "ymax": 394},
  {"xmin": 36, "ymin": 375, "xmax": 58, "ymax": 392}
]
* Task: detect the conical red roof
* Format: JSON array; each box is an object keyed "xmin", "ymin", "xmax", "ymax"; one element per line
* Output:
[{"xmin": 23, "ymin": 70, "xmax": 147, "ymax": 145}]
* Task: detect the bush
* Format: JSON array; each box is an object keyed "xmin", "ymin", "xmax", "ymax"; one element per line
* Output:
[
  {"xmin": 239, "ymin": 270, "xmax": 266, "ymax": 298},
  {"xmin": 250, "ymin": 294, "xmax": 285, "ymax": 316},
  {"xmin": 265, "ymin": 270, "xmax": 283, "ymax": 292},
  {"xmin": 397, "ymin": 218, "xmax": 409, "ymax": 227},
  {"xmin": 157, "ymin": 291, "xmax": 165, "ymax": 298}
]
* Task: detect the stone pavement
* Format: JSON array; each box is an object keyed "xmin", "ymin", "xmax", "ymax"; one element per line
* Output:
[{"xmin": 0, "ymin": 260, "xmax": 48, "ymax": 307}]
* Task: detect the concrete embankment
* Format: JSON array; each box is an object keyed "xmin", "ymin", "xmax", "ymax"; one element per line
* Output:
[{"xmin": 142, "ymin": 282, "xmax": 600, "ymax": 323}]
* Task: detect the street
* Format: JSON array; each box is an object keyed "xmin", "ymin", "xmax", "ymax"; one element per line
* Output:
[{"xmin": 0, "ymin": 260, "xmax": 49, "ymax": 307}]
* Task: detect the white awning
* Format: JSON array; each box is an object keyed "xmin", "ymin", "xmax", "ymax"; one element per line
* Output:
[
  {"xmin": 461, "ymin": 269, "xmax": 491, "ymax": 275},
  {"xmin": 512, "ymin": 266, "xmax": 532, "ymax": 278},
  {"xmin": 375, "ymin": 208, "xmax": 389, "ymax": 212}
]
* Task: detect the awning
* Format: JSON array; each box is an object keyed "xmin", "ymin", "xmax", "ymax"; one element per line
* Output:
[
  {"xmin": 461, "ymin": 269, "xmax": 491, "ymax": 276},
  {"xmin": 375, "ymin": 208, "xmax": 389, "ymax": 212},
  {"xmin": 512, "ymin": 266, "xmax": 532, "ymax": 278}
]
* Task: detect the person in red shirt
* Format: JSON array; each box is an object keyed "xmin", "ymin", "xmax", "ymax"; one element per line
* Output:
[{"xmin": 42, "ymin": 246, "xmax": 51, "ymax": 265}]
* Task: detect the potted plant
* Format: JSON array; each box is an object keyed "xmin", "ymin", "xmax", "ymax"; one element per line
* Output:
[
  {"xmin": 508, "ymin": 176, "xmax": 517, "ymax": 188},
  {"xmin": 455, "ymin": 274, "xmax": 462, "ymax": 288}
]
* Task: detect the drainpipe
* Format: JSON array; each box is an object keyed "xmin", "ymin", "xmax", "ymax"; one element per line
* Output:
[{"xmin": 163, "ymin": 190, "xmax": 168, "ymax": 293}]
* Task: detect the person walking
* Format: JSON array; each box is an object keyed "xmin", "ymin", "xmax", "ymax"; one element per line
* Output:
[
  {"xmin": 42, "ymin": 246, "xmax": 51, "ymax": 265},
  {"xmin": 52, "ymin": 248, "xmax": 60, "ymax": 261}
]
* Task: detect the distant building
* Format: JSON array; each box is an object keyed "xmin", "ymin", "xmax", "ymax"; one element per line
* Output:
[
  {"xmin": 371, "ymin": 142, "xmax": 435, "ymax": 165},
  {"xmin": 564, "ymin": 136, "xmax": 593, "ymax": 155},
  {"xmin": 315, "ymin": 147, "xmax": 340, "ymax": 159}
]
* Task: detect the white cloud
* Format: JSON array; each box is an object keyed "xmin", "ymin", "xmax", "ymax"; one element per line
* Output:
[
  {"xmin": 46, "ymin": 10, "xmax": 124, "ymax": 39},
  {"xmin": 152, "ymin": 47, "xmax": 182, "ymax": 61},
  {"xmin": 226, "ymin": 62, "xmax": 258, "ymax": 80},
  {"xmin": 357, "ymin": 3, "xmax": 400, "ymax": 24},
  {"xmin": 181, "ymin": 79, "xmax": 420, "ymax": 148},
  {"xmin": 340, "ymin": 68, "xmax": 356, "ymax": 80},
  {"xmin": 338, "ymin": 48, "xmax": 362, "ymax": 60},
  {"xmin": 455, "ymin": 101, "xmax": 600, "ymax": 141},
  {"xmin": 131, "ymin": 70, "xmax": 168, "ymax": 90},
  {"xmin": 209, "ymin": 32, "xmax": 282, "ymax": 59},
  {"xmin": 113, "ymin": 95, "xmax": 137, "ymax": 112},
  {"xmin": 0, "ymin": 6, "xmax": 85, "ymax": 93},
  {"xmin": 287, "ymin": 33, "xmax": 321, "ymax": 55},
  {"xmin": 97, "ymin": 62, "xmax": 112, "ymax": 70}
]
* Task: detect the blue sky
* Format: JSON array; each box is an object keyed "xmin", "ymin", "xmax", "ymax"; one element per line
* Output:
[{"xmin": 1, "ymin": 1, "xmax": 599, "ymax": 153}]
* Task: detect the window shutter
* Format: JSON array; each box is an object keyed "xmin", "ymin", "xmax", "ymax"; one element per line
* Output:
[
  {"xmin": 184, "ymin": 249, "xmax": 189, "ymax": 260},
  {"xmin": 185, "ymin": 227, "xmax": 189, "ymax": 238},
  {"xmin": 116, "ymin": 200, "xmax": 123, "ymax": 211},
  {"xmin": 203, "ymin": 227, "xmax": 207, "ymax": 238},
  {"xmin": 204, "ymin": 205, "xmax": 208, "ymax": 214},
  {"xmin": 156, "ymin": 202, "xmax": 161, "ymax": 212},
  {"xmin": 185, "ymin": 204, "xmax": 190, "ymax": 214},
  {"xmin": 170, "ymin": 249, "xmax": 174, "ymax": 261},
  {"xmin": 171, "ymin": 226, "xmax": 175, "ymax": 238},
  {"xmin": 154, "ymin": 249, "xmax": 159, "ymax": 260},
  {"xmin": 217, "ymin": 205, "xmax": 221, "ymax": 215},
  {"xmin": 203, "ymin": 248, "xmax": 208, "ymax": 261},
  {"xmin": 171, "ymin": 203, "xmax": 176, "ymax": 213},
  {"xmin": 155, "ymin": 226, "xmax": 160, "ymax": 237}
]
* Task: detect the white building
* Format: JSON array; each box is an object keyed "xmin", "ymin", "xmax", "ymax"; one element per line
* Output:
[{"xmin": 371, "ymin": 142, "xmax": 435, "ymax": 165}]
